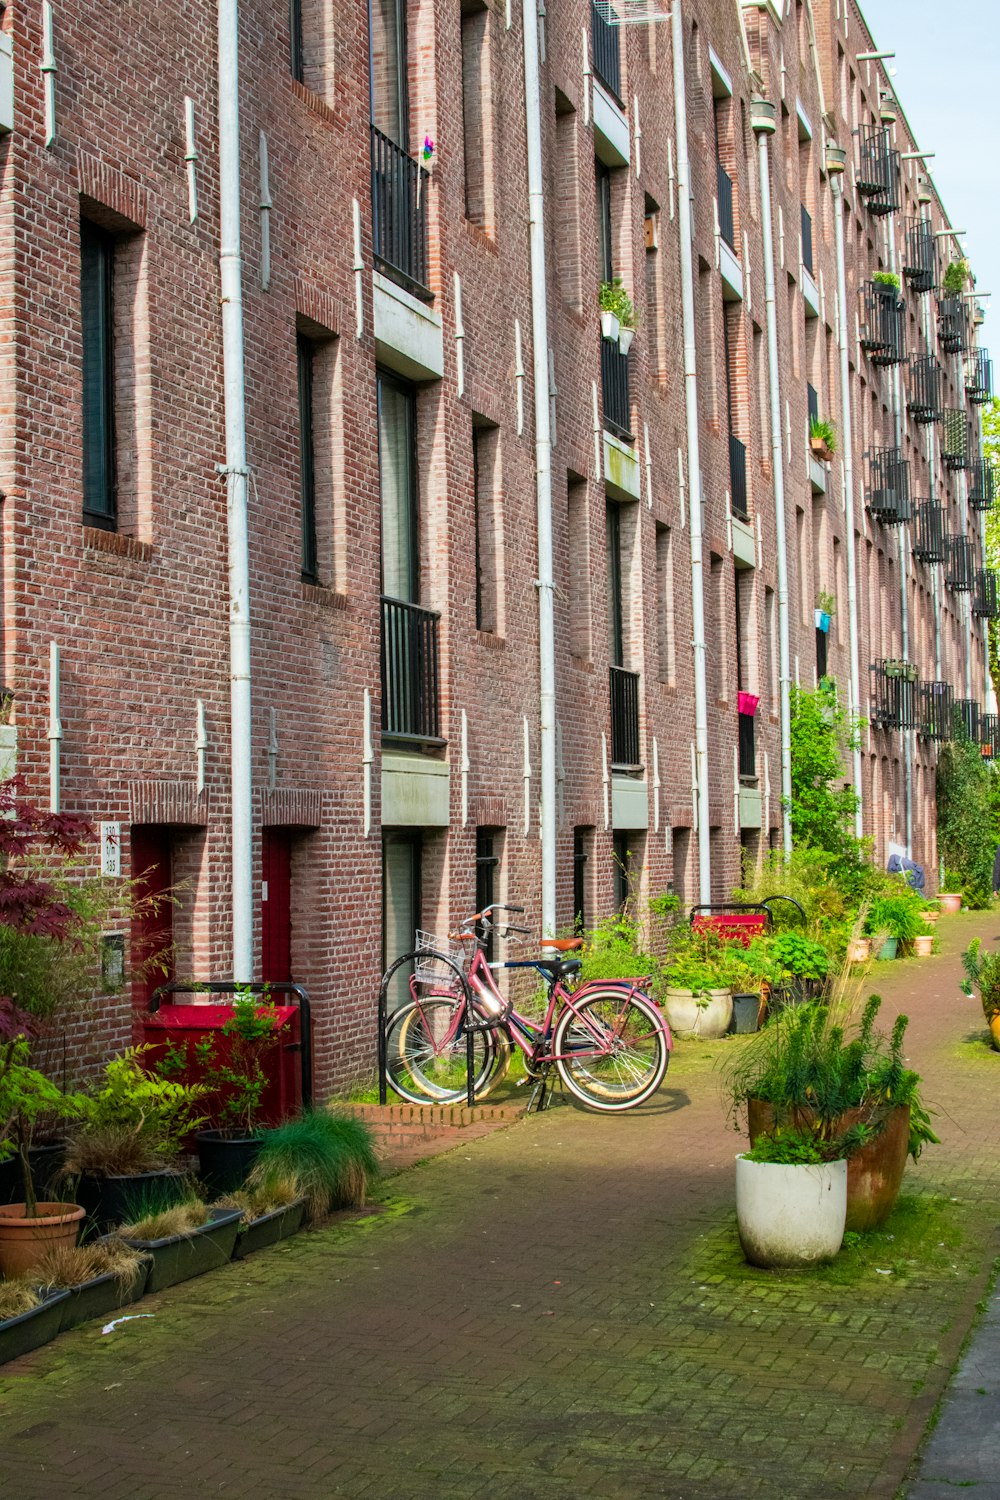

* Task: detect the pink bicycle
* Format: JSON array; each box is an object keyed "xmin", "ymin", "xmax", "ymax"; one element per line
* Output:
[{"xmin": 382, "ymin": 905, "xmax": 671, "ymax": 1112}]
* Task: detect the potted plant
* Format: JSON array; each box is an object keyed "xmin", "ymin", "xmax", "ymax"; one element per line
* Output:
[
  {"xmin": 937, "ymin": 892, "xmax": 962, "ymax": 914},
  {"xmin": 960, "ymin": 938, "xmax": 1000, "ymax": 1050},
  {"xmin": 661, "ymin": 953, "xmax": 732, "ymax": 1038},
  {"xmin": 598, "ymin": 277, "xmax": 637, "ymax": 352},
  {"xmin": 63, "ymin": 1046, "xmax": 207, "ymax": 1234},
  {"xmin": 33, "ymin": 1237, "xmax": 150, "ymax": 1333},
  {"xmin": 865, "ymin": 892, "xmax": 925, "ymax": 960},
  {"xmin": 809, "ymin": 418, "xmax": 837, "ymax": 464},
  {"xmin": 192, "ymin": 991, "xmax": 289, "ymax": 1195},
  {"xmin": 0, "ymin": 1280, "xmax": 70, "ymax": 1368},
  {"xmin": 942, "ymin": 258, "xmax": 969, "ymax": 297},
  {"xmin": 219, "ymin": 1177, "xmax": 306, "ymax": 1260},
  {"xmin": 246, "ymin": 1109, "xmax": 380, "ymax": 1221},
  {"xmin": 814, "ymin": 590, "xmax": 835, "ymax": 634},
  {"xmin": 736, "ymin": 1125, "xmax": 849, "ymax": 1268},
  {"xmin": 113, "ymin": 1195, "xmax": 243, "ymax": 1293},
  {"xmin": 873, "ymin": 269, "xmax": 901, "ymax": 295},
  {"xmin": 765, "ymin": 931, "xmax": 831, "ymax": 1008}
]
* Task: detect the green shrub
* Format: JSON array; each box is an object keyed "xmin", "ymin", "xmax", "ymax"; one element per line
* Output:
[
  {"xmin": 960, "ymin": 938, "xmax": 1000, "ymax": 1021},
  {"xmin": 865, "ymin": 891, "xmax": 926, "ymax": 948},
  {"xmin": 936, "ymin": 729, "xmax": 997, "ymax": 908},
  {"xmin": 942, "ymin": 258, "xmax": 969, "ymax": 296},
  {"xmin": 249, "ymin": 1109, "xmax": 379, "ymax": 1220},
  {"xmin": 598, "ymin": 277, "xmax": 637, "ymax": 328}
]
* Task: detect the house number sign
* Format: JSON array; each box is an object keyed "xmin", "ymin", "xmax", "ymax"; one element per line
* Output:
[{"xmin": 100, "ymin": 821, "xmax": 122, "ymax": 877}]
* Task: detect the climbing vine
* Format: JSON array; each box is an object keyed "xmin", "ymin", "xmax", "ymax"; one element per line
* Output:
[
  {"xmin": 936, "ymin": 717, "xmax": 997, "ymax": 908},
  {"xmin": 788, "ymin": 681, "xmax": 866, "ymax": 886}
]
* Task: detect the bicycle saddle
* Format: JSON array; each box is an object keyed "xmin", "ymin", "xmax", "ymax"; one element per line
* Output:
[{"xmin": 535, "ymin": 957, "xmax": 583, "ymax": 984}]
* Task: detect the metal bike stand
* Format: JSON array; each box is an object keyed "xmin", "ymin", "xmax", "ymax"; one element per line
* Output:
[{"xmin": 377, "ymin": 950, "xmax": 481, "ymax": 1108}]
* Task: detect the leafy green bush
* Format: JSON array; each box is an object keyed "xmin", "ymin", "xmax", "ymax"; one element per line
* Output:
[
  {"xmin": 873, "ymin": 270, "xmax": 901, "ymax": 291},
  {"xmin": 960, "ymin": 938, "xmax": 1000, "ymax": 1020},
  {"xmin": 936, "ymin": 729, "xmax": 997, "ymax": 908},
  {"xmin": 744, "ymin": 1127, "xmax": 828, "ymax": 1165},
  {"xmin": 942, "ymin": 258, "xmax": 969, "ymax": 296},
  {"xmin": 865, "ymin": 891, "xmax": 926, "ymax": 948},
  {"xmin": 787, "ymin": 683, "xmax": 867, "ymax": 890},
  {"xmin": 579, "ymin": 911, "xmax": 655, "ymax": 985},
  {"xmin": 65, "ymin": 1046, "xmax": 208, "ymax": 1177},
  {"xmin": 249, "ymin": 1109, "xmax": 379, "ymax": 1220},
  {"xmin": 598, "ymin": 277, "xmax": 637, "ymax": 328},
  {"xmin": 770, "ymin": 932, "xmax": 830, "ymax": 981}
]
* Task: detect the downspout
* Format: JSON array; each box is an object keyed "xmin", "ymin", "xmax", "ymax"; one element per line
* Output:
[
  {"xmin": 217, "ymin": 0, "xmax": 254, "ymax": 981},
  {"xmin": 751, "ymin": 98, "xmax": 792, "ymax": 855},
  {"xmin": 886, "ymin": 221, "xmax": 912, "ymax": 855},
  {"xmin": 830, "ymin": 155, "xmax": 864, "ymax": 840},
  {"xmin": 671, "ymin": 0, "xmax": 711, "ymax": 903},
  {"xmin": 521, "ymin": 0, "xmax": 557, "ymax": 937}
]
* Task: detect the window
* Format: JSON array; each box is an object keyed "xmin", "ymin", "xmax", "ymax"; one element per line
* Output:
[
  {"xmin": 460, "ymin": 1, "xmax": 494, "ymax": 233},
  {"xmin": 710, "ymin": 554, "xmax": 727, "ymax": 700},
  {"xmin": 735, "ymin": 565, "xmax": 754, "ymax": 694},
  {"xmin": 644, "ymin": 194, "xmax": 666, "ymax": 383},
  {"xmin": 573, "ymin": 827, "xmax": 591, "ymax": 933},
  {"xmin": 298, "ymin": 335, "xmax": 318, "ymax": 584},
  {"xmin": 377, "ymin": 371, "xmax": 418, "ymax": 602},
  {"xmin": 596, "ymin": 159, "xmax": 613, "ymax": 283},
  {"xmin": 382, "ymin": 833, "xmax": 421, "ymax": 1012},
  {"xmin": 655, "ymin": 523, "xmax": 676, "ymax": 685},
  {"xmin": 81, "ymin": 220, "xmax": 116, "ymax": 530},
  {"xmin": 475, "ymin": 828, "xmax": 500, "ymax": 962},
  {"xmin": 613, "ymin": 830, "xmax": 640, "ymax": 913},
  {"xmin": 291, "ymin": 0, "xmax": 336, "ymax": 97},
  {"xmin": 554, "ymin": 95, "xmax": 583, "ymax": 313},
  {"xmin": 473, "ymin": 422, "xmax": 503, "ymax": 634},
  {"xmin": 606, "ymin": 502, "xmax": 624, "ymax": 667},
  {"xmin": 567, "ymin": 475, "xmax": 591, "ymax": 659},
  {"xmin": 369, "ymin": 0, "xmax": 408, "ymax": 143},
  {"xmin": 765, "ymin": 585, "xmax": 778, "ymax": 713},
  {"xmin": 290, "ymin": 0, "xmax": 304, "ymax": 81}
]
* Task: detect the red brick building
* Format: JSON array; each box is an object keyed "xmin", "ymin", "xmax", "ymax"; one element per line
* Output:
[{"xmin": 0, "ymin": 0, "xmax": 991, "ymax": 1089}]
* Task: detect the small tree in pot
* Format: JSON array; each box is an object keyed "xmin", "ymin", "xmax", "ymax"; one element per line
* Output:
[
  {"xmin": 960, "ymin": 938, "xmax": 1000, "ymax": 1051},
  {"xmin": 193, "ymin": 992, "xmax": 289, "ymax": 1195}
]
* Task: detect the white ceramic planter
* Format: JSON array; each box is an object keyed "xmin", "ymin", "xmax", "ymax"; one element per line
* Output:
[
  {"xmin": 664, "ymin": 987, "xmax": 733, "ymax": 1040},
  {"xmin": 618, "ymin": 325, "xmax": 635, "ymax": 355},
  {"xmin": 600, "ymin": 310, "xmax": 620, "ymax": 341},
  {"xmin": 736, "ymin": 1155, "xmax": 847, "ymax": 1268}
]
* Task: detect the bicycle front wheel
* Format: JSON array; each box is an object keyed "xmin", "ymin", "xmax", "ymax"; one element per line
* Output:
[
  {"xmin": 385, "ymin": 997, "xmax": 506, "ymax": 1104},
  {"xmin": 552, "ymin": 988, "xmax": 669, "ymax": 1111}
]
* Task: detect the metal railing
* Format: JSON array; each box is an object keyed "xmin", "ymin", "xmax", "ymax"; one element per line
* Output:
[
  {"xmin": 601, "ymin": 337, "xmax": 632, "ymax": 439},
  {"xmin": 907, "ymin": 354, "xmax": 941, "ymax": 424},
  {"xmin": 941, "ymin": 408, "xmax": 971, "ymax": 471},
  {"xmin": 856, "ymin": 125, "xmax": 900, "ymax": 217},
  {"xmin": 381, "ymin": 596, "xmax": 442, "ymax": 741},
  {"xmin": 371, "ymin": 124, "xmax": 430, "ymax": 293},
  {"xmin": 969, "ymin": 458, "xmax": 997, "ymax": 512},
  {"xmin": 972, "ymin": 569, "xmax": 1000, "ymax": 620},
  {"xmin": 981, "ymin": 714, "xmax": 1000, "ymax": 761},
  {"xmin": 870, "ymin": 660, "xmax": 918, "ymax": 731},
  {"xmin": 729, "ymin": 433, "xmax": 748, "ymax": 520},
  {"xmin": 944, "ymin": 533, "xmax": 975, "ymax": 592},
  {"xmin": 866, "ymin": 446, "xmax": 911, "ymax": 524},
  {"xmin": 610, "ymin": 665, "xmax": 641, "ymax": 767},
  {"xmin": 955, "ymin": 698, "xmax": 981, "ymax": 744},
  {"xmin": 591, "ymin": 0, "xmax": 622, "ymax": 101},
  {"xmin": 738, "ymin": 711, "xmax": 756, "ymax": 779},
  {"xmin": 903, "ymin": 217, "xmax": 936, "ymax": 294},
  {"xmin": 912, "ymin": 500, "xmax": 945, "ymax": 564},
  {"xmin": 860, "ymin": 281, "xmax": 905, "ymax": 366},
  {"xmin": 717, "ymin": 160, "xmax": 735, "ymax": 251},
  {"xmin": 919, "ymin": 680, "xmax": 953, "ymax": 741},
  {"xmin": 966, "ymin": 348, "xmax": 993, "ymax": 405},
  {"xmin": 801, "ymin": 204, "xmax": 813, "ymax": 275},
  {"xmin": 938, "ymin": 296, "xmax": 967, "ymax": 354}
]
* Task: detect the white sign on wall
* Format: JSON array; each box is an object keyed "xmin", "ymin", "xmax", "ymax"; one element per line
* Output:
[{"xmin": 100, "ymin": 821, "xmax": 122, "ymax": 878}]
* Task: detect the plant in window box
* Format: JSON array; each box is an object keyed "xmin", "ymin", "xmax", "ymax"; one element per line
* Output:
[
  {"xmin": 942, "ymin": 258, "xmax": 970, "ymax": 297},
  {"xmin": 873, "ymin": 270, "xmax": 901, "ymax": 295},
  {"xmin": 598, "ymin": 278, "xmax": 637, "ymax": 350},
  {"xmin": 809, "ymin": 417, "xmax": 837, "ymax": 463},
  {"xmin": 193, "ymin": 992, "xmax": 290, "ymax": 1196}
]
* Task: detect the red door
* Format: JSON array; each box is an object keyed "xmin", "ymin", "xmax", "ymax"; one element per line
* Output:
[
  {"xmin": 131, "ymin": 826, "xmax": 174, "ymax": 1011},
  {"xmin": 261, "ymin": 829, "xmax": 292, "ymax": 984}
]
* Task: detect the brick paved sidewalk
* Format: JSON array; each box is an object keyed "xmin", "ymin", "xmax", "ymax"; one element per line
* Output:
[{"xmin": 1, "ymin": 912, "xmax": 998, "ymax": 1500}]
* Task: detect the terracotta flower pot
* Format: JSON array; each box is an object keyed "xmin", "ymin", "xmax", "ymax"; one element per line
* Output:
[
  {"xmin": 913, "ymin": 934, "xmax": 934, "ymax": 957},
  {"xmin": 0, "ymin": 1201, "xmax": 85, "ymax": 1278},
  {"xmin": 847, "ymin": 937, "xmax": 872, "ymax": 963},
  {"xmin": 938, "ymin": 893, "xmax": 962, "ymax": 914},
  {"xmin": 923, "ymin": 909, "xmax": 939, "ymax": 924}
]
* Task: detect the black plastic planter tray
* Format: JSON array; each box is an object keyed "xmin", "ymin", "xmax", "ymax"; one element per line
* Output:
[
  {"xmin": 127, "ymin": 1208, "xmax": 243, "ymax": 1293},
  {"xmin": 0, "ymin": 1289, "xmax": 70, "ymax": 1366},
  {"xmin": 77, "ymin": 1168, "xmax": 190, "ymax": 1238},
  {"xmin": 196, "ymin": 1131, "xmax": 265, "ymax": 1197},
  {"xmin": 232, "ymin": 1200, "xmax": 306, "ymax": 1260},
  {"xmin": 729, "ymin": 993, "xmax": 763, "ymax": 1034},
  {"xmin": 59, "ymin": 1256, "xmax": 152, "ymax": 1333}
]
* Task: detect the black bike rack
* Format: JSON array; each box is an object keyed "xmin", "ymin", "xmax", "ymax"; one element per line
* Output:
[{"xmin": 148, "ymin": 979, "xmax": 313, "ymax": 1111}]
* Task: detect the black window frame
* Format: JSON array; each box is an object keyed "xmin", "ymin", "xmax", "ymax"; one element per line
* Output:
[
  {"xmin": 368, "ymin": 0, "xmax": 409, "ymax": 145},
  {"xmin": 475, "ymin": 827, "xmax": 500, "ymax": 964},
  {"xmin": 290, "ymin": 0, "xmax": 304, "ymax": 82},
  {"xmin": 473, "ymin": 426, "xmax": 484, "ymax": 630},
  {"xmin": 596, "ymin": 159, "xmax": 613, "ymax": 285},
  {"xmin": 376, "ymin": 367, "xmax": 419, "ymax": 604},
  {"xmin": 606, "ymin": 501, "xmax": 624, "ymax": 668},
  {"xmin": 297, "ymin": 333, "xmax": 318, "ymax": 585},
  {"xmin": 573, "ymin": 827, "xmax": 589, "ymax": 934},
  {"xmin": 80, "ymin": 219, "xmax": 117, "ymax": 532}
]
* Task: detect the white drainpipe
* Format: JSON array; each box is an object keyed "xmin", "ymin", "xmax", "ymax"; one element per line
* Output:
[
  {"xmin": 217, "ymin": 0, "xmax": 254, "ymax": 981},
  {"xmin": 752, "ymin": 100, "xmax": 792, "ymax": 855},
  {"xmin": 672, "ymin": 0, "xmax": 711, "ymax": 904},
  {"xmin": 886, "ymin": 221, "xmax": 913, "ymax": 856},
  {"xmin": 830, "ymin": 160, "xmax": 864, "ymax": 840},
  {"xmin": 521, "ymin": 0, "xmax": 556, "ymax": 938}
]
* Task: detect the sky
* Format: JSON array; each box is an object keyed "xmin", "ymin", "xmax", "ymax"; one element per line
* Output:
[{"xmin": 860, "ymin": 0, "xmax": 1000, "ymax": 339}]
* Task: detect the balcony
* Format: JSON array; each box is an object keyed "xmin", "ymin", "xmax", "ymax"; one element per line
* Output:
[
  {"xmin": 870, "ymin": 659, "xmax": 918, "ymax": 731},
  {"xmin": 380, "ymin": 596, "xmax": 443, "ymax": 743},
  {"xmin": 903, "ymin": 217, "xmax": 936, "ymax": 295},
  {"xmin": 370, "ymin": 125, "xmax": 430, "ymax": 295},
  {"xmin": 972, "ymin": 569, "xmax": 1000, "ymax": 620},
  {"xmin": 941, "ymin": 408, "xmax": 971, "ymax": 471},
  {"xmin": 856, "ymin": 125, "xmax": 900, "ymax": 217},
  {"xmin": 610, "ymin": 665, "xmax": 641, "ymax": 768},
  {"xmin": 919, "ymin": 680, "xmax": 953, "ymax": 742},
  {"xmin": 800, "ymin": 204, "xmax": 813, "ymax": 276},
  {"xmin": 966, "ymin": 348, "xmax": 993, "ymax": 405},
  {"xmin": 729, "ymin": 433, "xmax": 748, "ymax": 520},
  {"xmin": 969, "ymin": 458, "xmax": 997, "ymax": 513},
  {"xmin": 717, "ymin": 160, "xmax": 735, "ymax": 252},
  {"xmin": 944, "ymin": 533, "xmax": 975, "ymax": 592},
  {"xmin": 860, "ymin": 282, "xmax": 905, "ymax": 366},
  {"xmin": 738, "ymin": 710, "xmax": 756, "ymax": 780},
  {"xmin": 907, "ymin": 355, "xmax": 941, "ymax": 424},
  {"xmin": 601, "ymin": 338, "xmax": 632, "ymax": 440},
  {"xmin": 912, "ymin": 500, "xmax": 945, "ymax": 564},
  {"xmin": 938, "ymin": 296, "xmax": 967, "ymax": 354},
  {"xmin": 956, "ymin": 698, "xmax": 981, "ymax": 744},
  {"xmin": 981, "ymin": 714, "xmax": 1000, "ymax": 760},
  {"xmin": 591, "ymin": 0, "xmax": 622, "ymax": 103},
  {"xmin": 866, "ymin": 446, "xmax": 911, "ymax": 525}
]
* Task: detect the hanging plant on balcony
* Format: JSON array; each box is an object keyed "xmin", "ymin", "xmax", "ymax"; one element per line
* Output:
[
  {"xmin": 809, "ymin": 417, "xmax": 837, "ymax": 462},
  {"xmin": 942, "ymin": 258, "xmax": 970, "ymax": 298},
  {"xmin": 599, "ymin": 278, "xmax": 637, "ymax": 349},
  {"xmin": 873, "ymin": 270, "xmax": 901, "ymax": 294}
]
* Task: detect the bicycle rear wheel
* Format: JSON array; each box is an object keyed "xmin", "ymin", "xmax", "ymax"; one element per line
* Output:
[
  {"xmin": 385, "ymin": 996, "xmax": 508, "ymax": 1104},
  {"xmin": 552, "ymin": 988, "xmax": 669, "ymax": 1111}
]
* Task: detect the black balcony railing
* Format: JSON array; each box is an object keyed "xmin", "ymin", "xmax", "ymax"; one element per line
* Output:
[
  {"xmin": 972, "ymin": 569, "xmax": 1000, "ymax": 620},
  {"xmin": 938, "ymin": 296, "xmax": 967, "ymax": 354},
  {"xmin": 866, "ymin": 446, "xmax": 911, "ymax": 524},
  {"xmin": 912, "ymin": 500, "xmax": 945, "ymax": 564},
  {"xmin": 919, "ymin": 680, "xmax": 953, "ymax": 741},
  {"xmin": 981, "ymin": 714, "xmax": 1000, "ymax": 760},
  {"xmin": 945, "ymin": 532, "xmax": 975, "ymax": 592},
  {"xmin": 871, "ymin": 660, "xmax": 919, "ymax": 731},
  {"xmin": 738, "ymin": 711, "xmax": 756, "ymax": 780},
  {"xmin": 860, "ymin": 282, "xmax": 905, "ymax": 366},
  {"xmin": 955, "ymin": 698, "xmax": 981, "ymax": 744},
  {"xmin": 969, "ymin": 458, "xmax": 997, "ymax": 512},
  {"xmin": 856, "ymin": 125, "xmax": 900, "ymax": 217},
  {"xmin": 381, "ymin": 596, "xmax": 442, "ymax": 742},
  {"xmin": 966, "ymin": 348, "xmax": 993, "ymax": 405},
  {"xmin": 729, "ymin": 433, "xmax": 748, "ymax": 520},
  {"xmin": 717, "ymin": 160, "xmax": 735, "ymax": 251},
  {"xmin": 610, "ymin": 665, "xmax": 641, "ymax": 768},
  {"xmin": 371, "ymin": 124, "xmax": 430, "ymax": 294},
  {"xmin": 941, "ymin": 408, "xmax": 971, "ymax": 471},
  {"xmin": 591, "ymin": 0, "xmax": 622, "ymax": 102},
  {"xmin": 601, "ymin": 338, "xmax": 632, "ymax": 439},
  {"xmin": 801, "ymin": 204, "xmax": 813, "ymax": 275},
  {"xmin": 907, "ymin": 355, "xmax": 941, "ymax": 424},
  {"xmin": 903, "ymin": 217, "xmax": 936, "ymax": 294}
]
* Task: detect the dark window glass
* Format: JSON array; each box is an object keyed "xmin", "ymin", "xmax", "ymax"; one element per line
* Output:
[
  {"xmin": 606, "ymin": 502, "xmax": 624, "ymax": 667},
  {"xmin": 290, "ymin": 0, "xmax": 304, "ymax": 81},
  {"xmin": 473, "ymin": 428, "xmax": 483, "ymax": 630},
  {"xmin": 613, "ymin": 830, "xmax": 632, "ymax": 913},
  {"xmin": 298, "ymin": 335, "xmax": 318, "ymax": 584},
  {"xmin": 382, "ymin": 832, "xmax": 421, "ymax": 1012},
  {"xmin": 377, "ymin": 370, "xmax": 418, "ymax": 602},
  {"xmin": 80, "ymin": 220, "xmax": 116, "ymax": 530},
  {"xmin": 596, "ymin": 159, "xmax": 613, "ymax": 283},
  {"xmin": 573, "ymin": 828, "xmax": 589, "ymax": 934},
  {"xmin": 369, "ymin": 0, "xmax": 408, "ymax": 144},
  {"xmin": 475, "ymin": 828, "xmax": 499, "ymax": 963}
]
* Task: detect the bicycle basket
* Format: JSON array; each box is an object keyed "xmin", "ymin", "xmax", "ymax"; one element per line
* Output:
[{"xmin": 412, "ymin": 931, "xmax": 468, "ymax": 985}]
